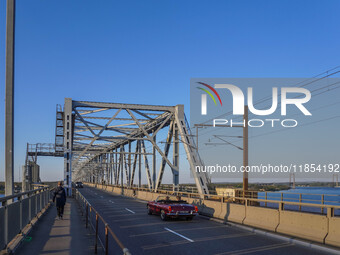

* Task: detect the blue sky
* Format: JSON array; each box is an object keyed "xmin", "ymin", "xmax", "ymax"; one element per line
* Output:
[{"xmin": 0, "ymin": 0, "xmax": 339, "ymax": 182}]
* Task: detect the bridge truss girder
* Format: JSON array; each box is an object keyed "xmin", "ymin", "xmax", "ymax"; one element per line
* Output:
[{"xmin": 63, "ymin": 99, "xmax": 210, "ymax": 195}]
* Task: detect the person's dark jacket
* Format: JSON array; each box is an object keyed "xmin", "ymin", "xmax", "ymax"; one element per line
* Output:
[{"xmin": 53, "ymin": 186, "xmax": 67, "ymax": 207}]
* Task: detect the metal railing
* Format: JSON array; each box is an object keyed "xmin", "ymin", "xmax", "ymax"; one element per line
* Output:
[
  {"xmin": 27, "ymin": 143, "xmax": 56, "ymax": 153},
  {"xmin": 234, "ymin": 189, "xmax": 340, "ymax": 214},
  {"xmin": 0, "ymin": 187, "xmax": 51, "ymax": 250},
  {"xmin": 74, "ymin": 189, "xmax": 131, "ymax": 255}
]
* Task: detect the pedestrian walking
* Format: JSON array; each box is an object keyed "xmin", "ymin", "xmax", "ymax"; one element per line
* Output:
[{"xmin": 53, "ymin": 181, "xmax": 67, "ymax": 220}]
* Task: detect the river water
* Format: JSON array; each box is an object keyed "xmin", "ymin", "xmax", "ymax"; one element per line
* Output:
[{"xmin": 258, "ymin": 187, "xmax": 340, "ymax": 215}]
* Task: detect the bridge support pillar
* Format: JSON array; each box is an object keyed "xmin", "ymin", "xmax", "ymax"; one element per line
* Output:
[
  {"xmin": 138, "ymin": 141, "xmax": 141, "ymax": 187},
  {"xmin": 152, "ymin": 134, "xmax": 156, "ymax": 190},
  {"xmin": 5, "ymin": 0, "xmax": 15, "ymax": 199},
  {"xmin": 64, "ymin": 98, "xmax": 73, "ymax": 196},
  {"xmin": 173, "ymin": 122, "xmax": 179, "ymax": 189}
]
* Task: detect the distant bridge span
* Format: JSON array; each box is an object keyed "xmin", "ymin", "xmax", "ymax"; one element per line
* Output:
[{"xmin": 61, "ymin": 99, "xmax": 210, "ymax": 195}]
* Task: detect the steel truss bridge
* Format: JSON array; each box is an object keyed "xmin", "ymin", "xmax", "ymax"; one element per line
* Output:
[{"xmin": 24, "ymin": 99, "xmax": 211, "ymax": 195}]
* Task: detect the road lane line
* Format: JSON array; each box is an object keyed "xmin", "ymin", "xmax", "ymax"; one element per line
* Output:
[
  {"xmin": 100, "ymin": 196, "xmax": 103, "ymax": 198},
  {"xmin": 125, "ymin": 208, "xmax": 135, "ymax": 214},
  {"xmin": 130, "ymin": 225, "xmax": 225, "ymax": 237},
  {"xmin": 164, "ymin": 227, "xmax": 194, "ymax": 243},
  {"xmin": 109, "ymin": 200, "xmax": 114, "ymax": 203}
]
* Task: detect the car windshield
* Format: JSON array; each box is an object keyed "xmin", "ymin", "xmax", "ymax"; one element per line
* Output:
[{"xmin": 155, "ymin": 196, "xmax": 187, "ymax": 204}]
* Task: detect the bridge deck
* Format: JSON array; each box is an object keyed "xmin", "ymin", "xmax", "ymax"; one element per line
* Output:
[
  {"xmin": 79, "ymin": 186, "xmax": 330, "ymax": 255},
  {"xmin": 15, "ymin": 198, "xmax": 102, "ymax": 255}
]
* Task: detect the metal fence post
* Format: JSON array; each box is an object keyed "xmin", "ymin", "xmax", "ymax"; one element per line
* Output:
[
  {"xmin": 19, "ymin": 196, "xmax": 23, "ymax": 231},
  {"xmin": 299, "ymin": 194, "xmax": 302, "ymax": 211},
  {"xmin": 95, "ymin": 213, "xmax": 98, "ymax": 254},
  {"xmin": 35, "ymin": 191, "xmax": 38, "ymax": 217},
  {"xmin": 4, "ymin": 202, "xmax": 8, "ymax": 247},
  {"xmin": 86, "ymin": 203, "xmax": 88, "ymax": 229},
  {"xmin": 321, "ymin": 194, "xmax": 324, "ymax": 214},
  {"xmin": 40, "ymin": 191, "xmax": 42, "ymax": 212},
  {"xmin": 105, "ymin": 224, "xmax": 109, "ymax": 255},
  {"xmin": 28, "ymin": 193, "xmax": 31, "ymax": 222}
]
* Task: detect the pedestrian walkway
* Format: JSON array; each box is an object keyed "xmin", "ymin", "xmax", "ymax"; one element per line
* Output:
[{"xmin": 16, "ymin": 198, "xmax": 103, "ymax": 255}]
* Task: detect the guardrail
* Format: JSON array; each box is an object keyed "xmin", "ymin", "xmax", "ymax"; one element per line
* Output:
[
  {"xmin": 234, "ymin": 189, "xmax": 340, "ymax": 214},
  {"xmin": 74, "ymin": 189, "xmax": 131, "ymax": 255},
  {"xmin": 93, "ymin": 182, "xmax": 340, "ymax": 211},
  {"xmin": 103, "ymin": 183, "xmax": 340, "ymax": 212},
  {"xmin": 0, "ymin": 187, "xmax": 51, "ymax": 251}
]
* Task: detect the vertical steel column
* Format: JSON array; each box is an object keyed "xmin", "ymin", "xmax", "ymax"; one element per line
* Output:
[
  {"xmin": 22, "ymin": 143, "xmax": 29, "ymax": 192},
  {"xmin": 5, "ymin": 0, "xmax": 15, "ymax": 198},
  {"xmin": 110, "ymin": 153, "xmax": 113, "ymax": 185},
  {"xmin": 103, "ymin": 154, "xmax": 107, "ymax": 184},
  {"xmin": 120, "ymin": 146, "xmax": 123, "ymax": 188},
  {"xmin": 115, "ymin": 148, "xmax": 118, "ymax": 185},
  {"xmin": 130, "ymin": 142, "xmax": 139, "ymax": 186},
  {"xmin": 128, "ymin": 142, "xmax": 131, "ymax": 187},
  {"xmin": 64, "ymin": 98, "xmax": 73, "ymax": 196},
  {"xmin": 107, "ymin": 153, "xmax": 110, "ymax": 184},
  {"xmin": 173, "ymin": 124, "xmax": 179, "ymax": 188},
  {"xmin": 138, "ymin": 141, "xmax": 141, "ymax": 187},
  {"xmin": 243, "ymin": 105, "xmax": 248, "ymax": 192},
  {"xmin": 152, "ymin": 133, "xmax": 156, "ymax": 190}
]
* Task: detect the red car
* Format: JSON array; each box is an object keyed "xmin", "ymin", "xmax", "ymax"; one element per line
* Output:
[{"xmin": 147, "ymin": 195, "xmax": 198, "ymax": 221}]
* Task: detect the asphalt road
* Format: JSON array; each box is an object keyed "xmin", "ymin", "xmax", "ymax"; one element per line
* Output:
[{"xmin": 79, "ymin": 186, "xmax": 331, "ymax": 255}]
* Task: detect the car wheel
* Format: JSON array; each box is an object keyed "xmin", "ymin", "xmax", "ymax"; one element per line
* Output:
[
  {"xmin": 147, "ymin": 206, "xmax": 152, "ymax": 215},
  {"xmin": 186, "ymin": 217, "xmax": 193, "ymax": 221},
  {"xmin": 160, "ymin": 210, "xmax": 167, "ymax": 221}
]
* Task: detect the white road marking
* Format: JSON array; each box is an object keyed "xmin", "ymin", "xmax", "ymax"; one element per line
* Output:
[
  {"xmin": 100, "ymin": 196, "xmax": 103, "ymax": 198},
  {"xmin": 125, "ymin": 208, "xmax": 135, "ymax": 214},
  {"xmin": 164, "ymin": 227, "xmax": 194, "ymax": 242},
  {"xmin": 109, "ymin": 200, "xmax": 115, "ymax": 203}
]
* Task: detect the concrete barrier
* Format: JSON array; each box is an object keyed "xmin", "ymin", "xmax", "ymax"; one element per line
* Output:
[
  {"xmin": 190, "ymin": 198, "xmax": 205, "ymax": 212},
  {"xmin": 137, "ymin": 191, "xmax": 148, "ymax": 201},
  {"xmin": 325, "ymin": 216, "xmax": 340, "ymax": 247},
  {"xmin": 113, "ymin": 187, "xmax": 121, "ymax": 194},
  {"xmin": 277, "ymin": 210, "xmax": 328, "ymax": 243},
  {"xmin": 150, "ymin": 193, "xmax": 159, "ymax": 201},
  {"xmin": 224, "ymin": 203, "xmax": 245, "ymax": 224},
  {"xmin": 243, "ymin": 206, "xmax": 279, "ymax": 232},
  {"xmin": 123, "ymin": 189, "xmax": 134, "ymax": 197},
  {"xmin": 199, "ymin": 200, "xmax": 222, "ymax": 218}
]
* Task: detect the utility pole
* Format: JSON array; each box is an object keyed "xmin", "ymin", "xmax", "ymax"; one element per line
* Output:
[
  {"xmin": 196, "ymin": 105, "xmax": 249, "ymax": 194},
  {"xmin": 5, "ymin": 0, "xmax": 15, "ymax": 197},
  {"xmin": 243, "ymin": 105, "xmax": 248, "ymax": 192},
  {"xmin": 289, "ymin": 173, "xmax": 296, "ymax": 189}
]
